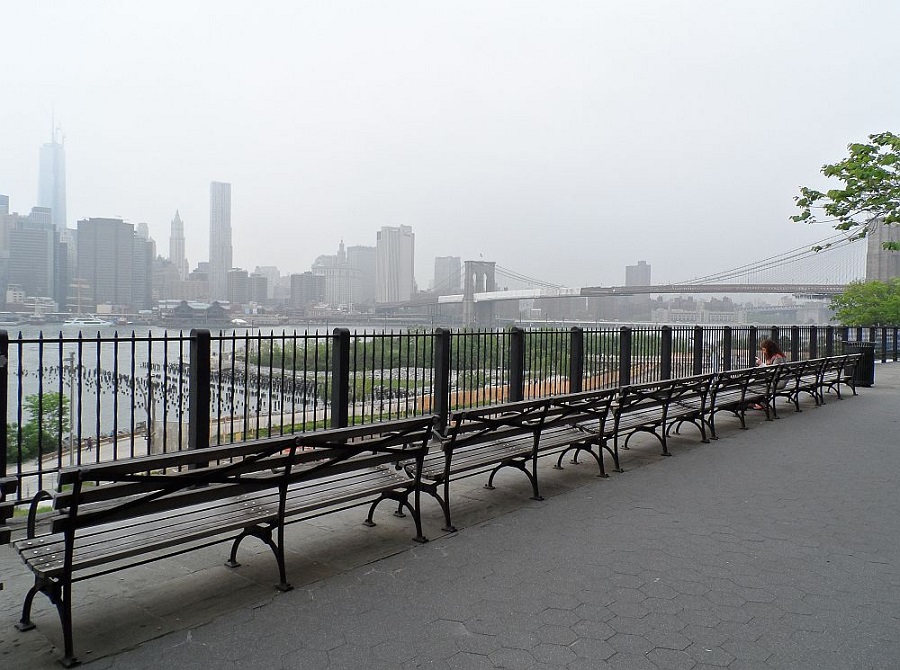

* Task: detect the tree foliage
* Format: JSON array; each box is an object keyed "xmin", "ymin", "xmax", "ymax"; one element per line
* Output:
[
  {"xmin": 793, "ymin": 131, "xmax": 900, "ymax": 249},
  {"xmin": 7, "ymin": 393, "xmax": 70, "ymax": 463},
  {"xmin": 829, "ymin": 279, "xmax": 900, "ymax": 326}
]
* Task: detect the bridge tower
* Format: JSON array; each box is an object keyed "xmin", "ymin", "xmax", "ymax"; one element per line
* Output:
[{"xmin": 463, "ymin": 260, "xmax": 496, "ymax": 327}]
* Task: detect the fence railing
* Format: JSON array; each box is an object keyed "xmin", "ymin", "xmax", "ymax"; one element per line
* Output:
[{"xmin": 3, "ymin": 324, "xmax": 898, "ymax": 501}]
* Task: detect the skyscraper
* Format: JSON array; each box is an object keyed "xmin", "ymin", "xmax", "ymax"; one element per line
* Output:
[
  {"xmin": 433, "ymin": 256, "xmax": 461, "ymax": 293},
  {"xmin": 209, "ymin": 181, "xmax": 232, "ymax": 300},
  {"xmin": 38, "ymin": 128, "xmax": 67, "ymax": 230},
  {"xmin": 76, "ymin": 218, "xmax": 135, "ymax": 310},
  {"xmin": 625, "ymin": 260, "xmax": 652, "ymax": 286},
  {"xmin": 375, "ymin": 225, "xmax": 415, "ymax": 303},
  {"xmin": 169, "ymin": 211, "xmax": 188, "ymax": 281}
]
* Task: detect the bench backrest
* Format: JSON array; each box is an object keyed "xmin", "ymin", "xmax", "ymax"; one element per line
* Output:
[
  {"xmin": 445, "ymin": 398, "xmax": 549, "ymax": 452},
  {"xmin": 1, "ymin": 477, "xmax": 17, "ymax": 545},
  {"xmin": 544, "ymin": 388, "xmax": 617, "ymax": 432},
  {"xmin": 710, "ymin": 365, "xmax": 777, "ymax": 402},
  {"xmin": 51, "ymin": 415, "xmax": 438, "ymax": 535}
]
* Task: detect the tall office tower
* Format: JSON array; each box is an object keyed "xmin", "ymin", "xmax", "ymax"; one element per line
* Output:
[
  {"xmin": 227, "ymin": 268, "xmax": 250, "ymax": 305},
  {"xmin": 375, "ymin": 225, "xmax": 415, "ymax": 303},
  {"xmin": 76, "ymin": 218, "xmax": 135, "ymax": 310},
  {"xmin": 133, "ymin": 232, "xmax": 155, "ymax": 310},
  {"xmin": 8, "ymin": 217, "xmax": 59, "ymax": 302},
  {"xmin": 0, "ymin": 194, "xmax": 8, "ymax": 215},
  {"xmin": 209, "ymin": 181, "xmax": 232, "ymax": 300},
  {"xmin": 865, "ymin": 218, "xmax": 900, "ymax": 281},
  {"xmin": 254, "ymin": 265, "xmax": 281, "ymax": 300},
  {"xmin": 38, "ymin": 128, "xmax": 67, "ymax": 229},
  {"xmin": 625, "ymin": 260, "xmax": 652, "ymax": 286},
  {"xmin": 313, "ymin": 241, "xmax": 352, "ymax": 307},
  {"xmin": 290, "ymin": 271, "xmax": 325, "ymax": 308},
  {"xmin": 347, "ymin": 245, "xmax": 376, "ymax": 305},
  {"xmin": 433, "ymin": 256, "xmax": 461, "ymax": 293},
  {"xmin": 249, "ymin": 273, "xmax": 268, "ymax": 304},
  {"xmin": 169, "ymin": 211, "xmax": 189, "ymax": 280}
]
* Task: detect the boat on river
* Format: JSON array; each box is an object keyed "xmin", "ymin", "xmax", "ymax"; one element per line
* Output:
[{"xmin": 63, "ymin": 315, "xmax": 114, "ymax": 327}]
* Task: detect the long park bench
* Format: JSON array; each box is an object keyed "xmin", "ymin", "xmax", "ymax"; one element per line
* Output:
[
  {"xmin": 818, "ymin": 353, "xmax": 860, "ymax": 403},
  {"xmin": 612, "ymin": 374, "xmax": 713, "ymax": 459},
  {"xmin": 11, "ymin": 415, "xmax": 437, "ymax": 667},
  {"xmin": 420, "ymin": 389, "xmax": 619, "ymax": 532},
  {"xmin": 707, "ymin": 366, "xmax": 778, "ymax": 437}
]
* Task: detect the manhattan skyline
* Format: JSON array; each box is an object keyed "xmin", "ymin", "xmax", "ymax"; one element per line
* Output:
[{"xmin": 1, "ymin": 2, "xmax": 899, "ymax": 288}]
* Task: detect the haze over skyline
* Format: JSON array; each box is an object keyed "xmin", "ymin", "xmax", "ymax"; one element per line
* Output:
[{"xmin": 2, "ymin": 1, "xmax": 898, "ymax": 289}]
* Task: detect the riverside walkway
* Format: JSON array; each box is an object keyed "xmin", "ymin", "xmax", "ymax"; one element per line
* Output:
[{"xmin": 2, "ymin": 366, "xmax": 899, "ymax": 670}]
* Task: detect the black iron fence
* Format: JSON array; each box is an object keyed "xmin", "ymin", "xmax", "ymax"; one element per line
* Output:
[{"xmin": 3, "ymin": 324, "xmax": 897, "ymax": 501}]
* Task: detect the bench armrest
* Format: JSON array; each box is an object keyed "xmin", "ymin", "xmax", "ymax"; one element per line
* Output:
[{"xmin": 26, "ymin": 489, "xmax": 55, "ymax": 539}]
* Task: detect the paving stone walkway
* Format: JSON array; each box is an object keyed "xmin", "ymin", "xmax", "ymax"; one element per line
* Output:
[{"xmin": 3, "ymin": 366, "xmax": 899, "ymax": 669}]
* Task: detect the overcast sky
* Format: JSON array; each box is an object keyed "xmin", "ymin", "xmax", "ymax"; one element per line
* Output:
[{"xmin": 2, "ymin": 1, "xmax": 898, "ymax": 288}]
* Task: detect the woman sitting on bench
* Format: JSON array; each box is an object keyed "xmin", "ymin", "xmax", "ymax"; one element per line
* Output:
[{"xmin": 752, "ymin": 339, "xmax": 786, "ymax": 409}]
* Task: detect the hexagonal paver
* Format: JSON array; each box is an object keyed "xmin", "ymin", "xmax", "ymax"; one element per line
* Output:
[
  {"xmin": 489, "ymin": 647, "xmax": 536, "ymax": 669},
  {"xmin": 607, "ymin": 632, "xmax": 654, "ymax": 655},
  {"xmin": 647, "ymin": 647, "xmax": 697, "ymax": 670},
  {"xmin": 535, "ymin": 624, "xmax": 577, "ymax": 646}
]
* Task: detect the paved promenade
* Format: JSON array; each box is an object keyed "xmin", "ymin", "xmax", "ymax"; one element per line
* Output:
[{"xmin": 2, "ymin": 366, "xmax": 899, "ymax": 669}]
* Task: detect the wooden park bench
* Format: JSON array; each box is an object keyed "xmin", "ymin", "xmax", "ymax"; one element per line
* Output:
[
  {"xmin": 612, "ymin": 375, "xmax": 713, "ymax": 460},
  {"xmin": 420, "ymin": 398, "xmax": 548, "ymax": 532},
  {"xmin": 818, "ymin": 353, "xmax": 861, "ymax": 403},
  {"xmin": 706, "ymin": 365, "xmax": 778, "ymax": 438},
  {"xmin": 12, "ymin": 415, "xmax": 437, "ymax": 667}
]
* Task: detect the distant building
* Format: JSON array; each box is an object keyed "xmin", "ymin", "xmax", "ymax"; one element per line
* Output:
[
  {"xmin": 38, "ymin": 129, "xmax": 67, "ymax": 229},
  {"xmin": 249, "ymin": 273, "xmax": 268, "ymax": 304},
  {"xmin": 8, "ymin": 216, "xmax": 59, "ymax": 304},
  {"xmin": 865, "ymin": 219, "xmax": 900, "ymax": 282},
  {"xmin": 313, "ymin": 241, "xmax": 352, "ymax": 307},
  {"xmin": 347, "ymin": 245, "xmax": 376, "ymax": 306},
  {"xmin": 168, "ymin": 211, "xmax": 189, "ymax": 281},
  {"xmin": 376, "ymin": 225, "xmax": 415, "ymax": 303},
  {"xmin": 227, "ymin": 268, "xmax": 250, "ymax": 306},
  {"xmin": 76, "ymin": 217, "xmax": 135, "ymax": 310},
  {"xmin": 253, "ymin": 265, "xmax": 281, "ymax": 300},
  {"xmin": 132, "ymin": 232, "xmax": 155, "ymax": 310},
  {"xmin": 290, "ymin": 272, "xmax": 324, "ymax": 308},
  {"xmin": 433, "ymin": 256, "xmax": 461, "ymax": 293},
  {"xmin": 209, "ymin": 181, "xmax": 232, "ymax": 300},
  {"xmin": 0, "ymin": 194, "xmax": 8, "ymax": 215},
  {"xmin": 625, "ymin": 260, "xmax": 651, "ymax": 286}
]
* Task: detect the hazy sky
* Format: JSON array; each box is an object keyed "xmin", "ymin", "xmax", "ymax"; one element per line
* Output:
[{"xmin": 2, "ymin": 1, "xmax": 898, "ymax": 288}]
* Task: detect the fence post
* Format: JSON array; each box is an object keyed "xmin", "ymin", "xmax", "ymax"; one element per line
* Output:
[
  {"xmin": 770, "ymin": 325, "xmax": 780, "ymax": 346},
  {"xmin": 790, "ymin": 326, "xmax": 800, "ymax": 361},
  {"xmin": 809, "ymin": 326, "xmax": 818, "ymax": 359},
  {"xmin": 825, "ymin": 326, "xmax": 834, "ymax": 357},
  {"xmin": 894, "ymin": 327, "xmax": 898, "ymax": 362},
  {"xmin": 433, "ymin": 328, "xmax": 451, "ymax": 433},
  {"xmin": 188, "ymin": 329, "xmax": 211, "ymax": 452},
  {"xmin": 509, "ymin": 327, "xmax": 525, "ymax": 402},
  {"xmin": 748, "ymin": 326, "xmax": 758, "ymax": 367},
  {"xmin": 722, "ymin": 326, "xmax": 732, "ymax": 372},
  {"xmin": 330, "ymin": 328, "xmax": 351, "ymax": 428},
  {"xmin": 660, "ymin": 326, "xmax": 673, "ymax": 380},
  {"xmin": 692, "ymin": 326, "xmax": 704, "ymax": 376},
  {"xmin": 841, "ymin": 326, "xmax": 850, "ymax": 352},
  {"xmin": 0, "ymin": 330, "xmax": 6, "ymax": 477},
  {"xmin": 618, "ymin": 326, "xmax": 632, "ymax": 387},
  {"xmin": 569, "ymin": 327, "xmax": 583, "ymax": 393}
]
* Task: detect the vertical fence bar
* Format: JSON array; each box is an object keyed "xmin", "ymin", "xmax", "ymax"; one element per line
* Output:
[
  {"xmin": 660, "ymin": 326, "xmax": 672, "ymax": 380},
  {"xmin": 189, "ymin": 329, "xmax": 211, "ymax": 453},
  {"xmin": 569, "ymin": 327, "xmax": 583, "ymax": 393},
  {"xmin": 433, "ymin": 328, "xmax": 451, "ymax": 433},
  {"xmin": 722, "ymin": 326, "xmax": 732, "ymax": 371},
  {"xmin": 0, "ymin": 330, "xmax": 6, "ymax": 477},
  {"xmin": 330, "ymin": 328, "xmax": 351, "ymax": 429},
  {"xmin": 692, "ymin": 326, "xmax": 703, "ymax": 376},
  {"xmin": 748, "ymin": 326, "xmax": 758, "ymax": 367},
  {"xmin": 508, "ymin": 327, "xmax": 525, "ymax": 402},
  {"xmin": 619, "ymin": 326, "xmax": 632, "ymax": 387},
  {"xmin": 881, "ymin": 327, "xmax": 888, "ymax": 363},
  {"xmin": 790, "ymin": 326, "xmax": 800, "ymax": 361},
  {"xmin": 809, "ymin": 326, "xmax": 818, "ymax": 359}
]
